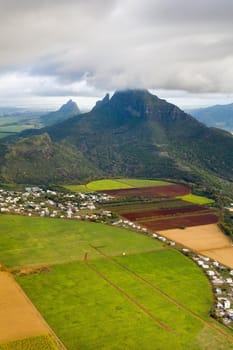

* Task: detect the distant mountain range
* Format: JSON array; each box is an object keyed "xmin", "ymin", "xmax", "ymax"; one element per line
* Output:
[
  {"xmin": 0, "ymin": 100, "xmax": 80, "ymax": 138},
  {"xmin": 188, "ymin": 103, "xmax": 233, "ymax": 133},
  {"xmin": 0, "ymin": 90, "xmax": 233, "ymax": 189}
]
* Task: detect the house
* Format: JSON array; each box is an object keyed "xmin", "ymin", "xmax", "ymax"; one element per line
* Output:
[
  {"xmin": 226, "ymin": 278, "xmax": 233, "ymax": 284},
  {"xmin": 207, "ymin": 270, "xmax": 215, "ymax": 276},
  {"xmin": 215, "ymin": 288, "xmax": 222, "ymax": 295}
]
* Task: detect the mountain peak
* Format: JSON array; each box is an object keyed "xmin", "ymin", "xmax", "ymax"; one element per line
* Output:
[
  {"xmin": 93, "ymin": 93, "xmax": 110, "ymax": 111},
  {"xmin": 39, "ymin": 99, "xmax": 80, "ymax": 127},
  {"xmin": 59, "ymin": 99, "xmax": 80, "ymax": 114}
]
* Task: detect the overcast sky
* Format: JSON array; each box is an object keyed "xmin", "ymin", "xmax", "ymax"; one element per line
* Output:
[{"xmin": 1, "ymin": 0, "xmax": 233, "ymax": 110}]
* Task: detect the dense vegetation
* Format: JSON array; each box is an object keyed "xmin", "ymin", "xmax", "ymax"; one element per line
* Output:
[{"xmin": 0, "ymin": 90, "xmax": 233, "ymax": 194}]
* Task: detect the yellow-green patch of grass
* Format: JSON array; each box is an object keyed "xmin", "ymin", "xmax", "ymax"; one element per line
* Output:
[
  {"xmin": 177, "ymin": 194, "xmax": 214, "ymax": 205},
  {"xmin": 0, "ymin": 335, "xmax": 58, "ymax": 350},
  {"xmin": 86, "ymin": 179, "xmax": 132, "ymax": 191}
]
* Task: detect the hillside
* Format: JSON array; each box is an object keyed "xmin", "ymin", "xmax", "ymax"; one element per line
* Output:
[
  {"xmin": 0, "ymin": 89, "xmax": 233, "ymax": 188},
  {"xmin": 189, "ymin": 103, "xmax": 233, "ymax": 133}
]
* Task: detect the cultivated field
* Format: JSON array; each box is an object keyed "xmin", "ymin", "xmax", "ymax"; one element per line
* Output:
[
  {"xmin": 99, "ymin": 184, "xmax": 191, "ymax": 198},
  {"xmin": 158, "ymin": 224, "xmax": 231, "ymax": 251},
  {"xmin": 103, "ymin": 198, "xmax": 194, "ymax": 214},
  {"xmin": 159, "ymin": 224, "xmax": 233, "ymax": 268},
  {"xmin": 98, "ymin": 180, "xmax": 218, "ymax": 231},
  {"xmin": 0, "ymin": 215, "xmax": 160, "ymax": 268},
  {"xmin": 0, "ymin": 213, "xmax": 232, "ymax": 349},
  {"xmin": 64, "ymin": 178, "xmax": 172, "ymax": 192},
  {"xmin": 122, "ymin": 205, "xmax": 209, "ymax": 221},
  {"xmin": 177, "ymin": 194, "xmax": 215, "ymax": 205},
  {"xmin": 140, "ymin": 213, "xmax": 219, "ymax": 231},
  {"xmin": 0, "ymin": 272, "xmax": 49, "ymax": 343},
  {"xmin": 18, "ymin": 250, "xmax": 233, "ymax": 350}
]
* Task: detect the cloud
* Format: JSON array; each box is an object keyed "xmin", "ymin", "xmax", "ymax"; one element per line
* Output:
[{"xmin": 0, "ymin": 0, "xmax": 233, "ymax": 103}]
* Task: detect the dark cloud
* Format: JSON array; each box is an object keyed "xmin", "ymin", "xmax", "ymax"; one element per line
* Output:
[{"xmin": 0, "ymin": 0, "xmax": 233, "ymax": 102}]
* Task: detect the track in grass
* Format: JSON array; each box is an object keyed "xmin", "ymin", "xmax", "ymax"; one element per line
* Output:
[
  {"xmin": 91, "ymin": 245, "xmax": 233, "ymax": 343},
  {"xmin": 17, "ymin": 251, "xmax": 233, "ymax": 349},
  {"xmin": 85, "ymin": 261, "xmax": 173, "ymax": 332}
]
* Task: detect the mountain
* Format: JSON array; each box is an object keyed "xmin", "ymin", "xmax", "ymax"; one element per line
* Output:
[
  {"xmin": 0, "ymin": 89, "xmax": 233, "ymax": 187},
  {"xmin": 39, "ymin": 99, "xmax": 80, "ymax": 127},
  {"xmin": 188, "ymin": 103, "xmax": 233, "ymax": 133}
]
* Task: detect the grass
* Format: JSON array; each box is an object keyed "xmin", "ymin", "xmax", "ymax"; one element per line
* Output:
[
  {"xmin": 0, "ymin": 215, "xmax": 162, "ymax": 268},
  {"xmin": 17, "ymin": 253, "xmax": 233, "ymax": 350},
  {"xmin": 63, "ymin": 178, "xmax": 172, "ymax": 192},
  {"xmin": 177, "ymin": 194, "xmax": 214, "ymax": 205},
  {"xmin": 0, "ymin": 335, "xmax": 58, "ymax": 350},
  {"xmin": 63, "ymin": 184, "xmax": 91, "ymax": 192},
  {"xmin": 1, "ymin": 213, "xmax": 231, "ymax": 349}
]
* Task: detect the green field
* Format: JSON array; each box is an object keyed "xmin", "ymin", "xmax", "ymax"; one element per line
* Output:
[
  {"xmin": 0, "ymin": 335, "xmax": 58, "ymax": 350},
  {"xmin": 64, "ymin": 178, "xmax": 172, "ymax": 192},
  {"xmin": 178, "ymin": 194, "xmax": 214, "ymax": 205},
  {"xmin": 18, "ymin": 252, "xmax": 232, "ymax": 350},
  {"xmin": 1, "ymin": 214, "xmax": 232, "ymax": 349},
  {"xmin": 0, "ymin": 215, "xmax": 161, "ymax": 268}
]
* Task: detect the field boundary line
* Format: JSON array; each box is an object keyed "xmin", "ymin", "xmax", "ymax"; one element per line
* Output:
[
  {"xmin": 90, "ymin": 245, "xmax": 233, "ymax": 343},
  {"xmin": 84, "ymin": 261, "xmax": 173, "ymax": 333},
  {"xmin": 10, "ymin": 273, "xmax": 67, "ymax": 350}
]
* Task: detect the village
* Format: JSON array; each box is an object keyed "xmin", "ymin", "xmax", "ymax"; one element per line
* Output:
[
  {"xmin": 0, "ymin": 186, "xmax": 113, "ymax": 222},
  {"xmin": 0, "ymin": 185, "xmax": 233, "ymax": 329}
]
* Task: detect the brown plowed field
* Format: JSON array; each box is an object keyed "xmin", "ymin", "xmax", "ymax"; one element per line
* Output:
[
  {"xmin": 99, "ymin": 184, "xmax": 191, "ymax": 198},
  {"xmin": 0, "ymin": 272, "xmax": 49, "ymax": 343},
  {"xmin": 158, "ymin": 224, "xmax": 233, "ymax": 268},
  {"xmin": 201, "ymin": 247, "xmax": 233, "ymax": 268},
  {"xmin": 122, "ymin": 205, "xmax": 207, "ymax": 221},
  {"xmin": 140, "ymin": 213, "xmax": 219, "ymax": 231}
]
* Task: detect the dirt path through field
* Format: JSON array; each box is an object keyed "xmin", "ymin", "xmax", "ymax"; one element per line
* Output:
[
  {"xmin": 158, "ymin": 224, "xmax": 233, "ymax": 268},
  {"xmin": 0, "ymin": 271, "xmax": 66, "ymax": 349}
]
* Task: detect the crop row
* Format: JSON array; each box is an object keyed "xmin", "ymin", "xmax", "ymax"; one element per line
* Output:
[
  {"xmin": 140, "ymin": 213, "xmax": 219, "ymax": 231},
  {"xmin": 122, "ymin": 205, "xmax": 209, "ymax": 221},
  {"xmin": 99, "ymin": 184, "xmax": 191, "ymax": 198}
]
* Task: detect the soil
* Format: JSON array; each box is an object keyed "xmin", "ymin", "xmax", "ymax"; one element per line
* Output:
[
  {"xmin": 98, "ymin": 184, "xmax": 191, "ymax": 198},
  {"xmin": 0, "ymin": 272, "xmax": 49, "ymax": 343}
]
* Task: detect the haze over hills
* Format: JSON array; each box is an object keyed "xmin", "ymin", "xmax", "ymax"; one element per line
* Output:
[
  {"xmin": 0, "ymin": 89, "xmax": 233, "ymax": 186},
  {"xmin": 188, "ymin": 103, "xmax": 233, "ymax": 133},
  {"xmin": 39, "ymin": 99, "xmax": 80, "ymax": 127},
  {"xmin": 0, "ymin": 100, "xmax": 81, "ymax": 139}
]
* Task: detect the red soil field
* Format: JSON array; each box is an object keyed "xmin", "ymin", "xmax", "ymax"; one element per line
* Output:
[
  {"xmin": 122, "ymin": 205, "xmax": 208, "ymax": 221},
  {"xmin": 99, "ymin": 184, "xmax": 191, "ymax": 198},
  {"xmin": 140, "ymin": 213, "xmax": 219, "ymax": 231}
]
